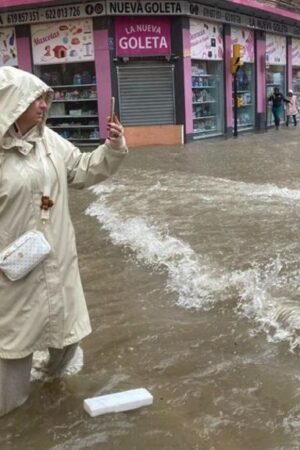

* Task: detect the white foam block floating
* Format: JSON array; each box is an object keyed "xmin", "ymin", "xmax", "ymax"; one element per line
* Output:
[{"xmin": 84, "ymin": 388, "xmax": 153, "ymax": 417}]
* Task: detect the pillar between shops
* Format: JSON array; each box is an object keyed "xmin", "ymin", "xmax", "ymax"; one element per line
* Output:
[
  {"xmin": 287, "ymin": 36, "xmax": 292, "ymax": 91},
  {"xmin": 93, "ymin": 19, "xmax": 112, "ymax": 141},
  {"xmin": 224, "ymin": 25, "xmax": 233, "ymax": 137},
  {"xmin": 255, "ymin": 30, "xmax": 266, "ymax": 131},
  {"xmin": 15, "ymin": 26, "xmax": 32, "ymax": 73},
  {"xmin": 181, "ymin": 22, "xmax": 193, "ymax": 138}
]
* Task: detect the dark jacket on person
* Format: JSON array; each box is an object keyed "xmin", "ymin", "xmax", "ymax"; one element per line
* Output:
[{"xmin": 268, "ymin": 92, "xmax": 289, "ymax": 108}]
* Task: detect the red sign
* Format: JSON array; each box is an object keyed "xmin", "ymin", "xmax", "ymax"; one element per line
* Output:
[{"xmin": 115, "ymin": 16, "xmax": 171, "ymax": 57}]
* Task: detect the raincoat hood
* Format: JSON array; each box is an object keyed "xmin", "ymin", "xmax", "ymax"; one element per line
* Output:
[{"xmin": 0, "ymin": 66, "xmax": 52, "ymax": 144}]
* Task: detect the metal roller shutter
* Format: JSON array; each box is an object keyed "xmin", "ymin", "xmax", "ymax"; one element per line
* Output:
[{"xmin": 117, "ymin": 62, "xmax": 175, "ymax": 126}]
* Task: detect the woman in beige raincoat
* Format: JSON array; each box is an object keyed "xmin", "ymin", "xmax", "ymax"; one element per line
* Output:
[{"xmin": 0, "ymin": 66, "xmax": 128, "ymax": 416}]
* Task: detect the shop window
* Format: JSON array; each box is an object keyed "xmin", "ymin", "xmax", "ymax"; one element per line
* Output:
[
  {"xmin": 192, "ymin": 60, "xmax": 224, "ymax": 138},
  {"xmin": 232, "ymin": 63, "xmax": 255, "ymax": 131},
  {"xmin": 292, "ymin": 67, "xmax": 300, "ymax": 122},
  {"xmin": 34, "ymin": 62, "xmax": 99, "ymax": 145}
]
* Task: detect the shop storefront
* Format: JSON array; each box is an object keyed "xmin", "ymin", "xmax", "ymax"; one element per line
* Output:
[
  {"xmin": 190, "ymin": 19, "xmax": 225, "ymax": 139},
  {"xmin": 0, "ymin": 27, "xmax": 18, "ymax": 67},
  {"xmin": 31, "ymin": 19, "xmax": 99, "ymax": 146},
  {"xmin": 114, "ymin": 16, "xmax": 176, "ymax": 127},
  {"xmin": 265, "ymin": 33, "xmax": 287, "ymax": 127},
  {"xmin": 231, "ymin": 27, "xmax": 255, "ymax": 131},
  {"xmin": 1, "ymin": 0, "xmax": 300, "ymax": 145},
  {"xmin": 292, "ymin": 38, "xmax": 300, "ymax": 123}
]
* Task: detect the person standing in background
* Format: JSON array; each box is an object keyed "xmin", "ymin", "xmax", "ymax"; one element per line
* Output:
[
  {"xmin": 285, "ymin": 89, "xmax": 299, "ymax": 127},
  {"xmin": 268, "ymin": 87, "xmax": 290, "ymax": 130}
]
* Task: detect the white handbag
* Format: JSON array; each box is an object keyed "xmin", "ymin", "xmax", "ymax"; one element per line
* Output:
[{"xmin": 0, "ymin": 230, "xmax": 51, "ymax": 281}]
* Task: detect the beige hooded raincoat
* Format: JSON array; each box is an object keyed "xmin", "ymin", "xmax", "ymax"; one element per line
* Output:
[{"xmin": 0, "ymin": 67, "xmax": 127, "ymax": 359}]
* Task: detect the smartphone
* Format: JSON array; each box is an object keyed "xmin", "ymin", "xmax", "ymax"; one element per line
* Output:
[{"xmin": 110, "ymin": 96, "xmax": 115, "ymax": 122}]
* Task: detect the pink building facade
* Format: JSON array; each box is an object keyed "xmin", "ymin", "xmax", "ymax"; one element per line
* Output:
[{"xmin": 1, "ymin": 0, "xmax": 300, "ymax": 146}]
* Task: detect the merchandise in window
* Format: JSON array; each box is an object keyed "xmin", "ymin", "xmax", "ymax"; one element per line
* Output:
[
  {"xmin": 34, "ymin": 62, "xmax": 99, "ymax": 145},
  {"xmin": 191, "ymin": 60, "xmax": 224, "ymax": 138}
]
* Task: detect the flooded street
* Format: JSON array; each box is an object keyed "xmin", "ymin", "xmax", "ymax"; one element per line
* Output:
[{"xmin": 3, "ymin": 128, "xmax": 300, "ymax": 449}]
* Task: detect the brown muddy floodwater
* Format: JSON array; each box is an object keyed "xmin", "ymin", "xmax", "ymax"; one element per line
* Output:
[{"xmin": 2, "ymin": 128, "xmax": 300, "ymax": 450}]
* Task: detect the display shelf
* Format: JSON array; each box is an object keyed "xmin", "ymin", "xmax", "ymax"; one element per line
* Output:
[
  {"xmin": 193, "ymin": 115, "xmax": 216, "ymax": 120},
  {"xmin": 48, "ymin": 125, "xmax": 99, "ymax": 129},
  {"xmin": 238, "ymin": 123, "xmax": 253, "ymax": 128},
  {"xmin": 192, "ymin": 86, "xmax": 216, "ymax": 89},
  {"xmin": 191, "ymin": 60, "xmax": 224, "ymax": 137},
  {"xmin": 70, "ymin": 138, "xmax": 99, "ymax": 141},
  {"xmin": 193, "ymin": 128, "xmax": 217, "ymax": 132},
  {"xmin": 35, "ymin": 61, "xmax": 100, "ymax": 143},
  {"xmin": 192, "ymin": 101, "xmax": 216, "ymax": 105},
  {"xmin": 233, "ymin": 104, "xmax": 253, "ymax": 107},
  {"xmin": 193, "ymin": 128, "xmax": 217, "ymax": 133},
  {"xmin": 52, "ymin": 99, "xmax": 97, "ymax": 103},
  {"xmin": 192, "ymin": 74, "xmax": 216, "ymax": 77},
  {"xmin": 48, "ymin": 115, "xmax": 98, "ymax": 119},
  {"xmin": 51, "ymin": 83, "xmax": 97, "ymax": 88}
]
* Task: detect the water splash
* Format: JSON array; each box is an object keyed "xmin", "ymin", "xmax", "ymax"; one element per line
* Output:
[
  {"xmin": 233, "ymin": 258, "xmax": 300, "ymax": 351},
  {"xmin": 30, "ymin": 346, "xmax": 84, "ymax": 381},
  {"xmin": 87, "ymin": 179, "xmax": 300, "ymax": 351},
  {"xmin": 87, "ymin": 200, "xmax": 229, "ymax": 310}
]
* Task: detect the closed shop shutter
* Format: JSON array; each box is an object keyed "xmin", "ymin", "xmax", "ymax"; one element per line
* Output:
[{"xmin": 117, "ymin": 62, "xmax": 175, "ymax": 126}]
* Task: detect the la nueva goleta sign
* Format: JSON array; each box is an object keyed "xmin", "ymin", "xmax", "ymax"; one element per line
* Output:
[{"xmin": 1, "ymin": 0, "xmax": 300, "ymax": 37}]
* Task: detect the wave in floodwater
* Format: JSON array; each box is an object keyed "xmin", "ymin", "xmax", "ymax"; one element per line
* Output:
[
  {"xmin": 87, "ymin": 198, "xmax": 229, "ymax": 310},
  {"xmin": 86, "ymin": 179, "xmax": 300, "ymax": 351}
]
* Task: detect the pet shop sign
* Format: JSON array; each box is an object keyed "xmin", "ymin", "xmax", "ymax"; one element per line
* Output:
[
  {"xmin": 0, "ymin": 27, "xmax": 18, "ymax": 66},
  {"xmin": 190, "ymin": 19, "xmax": 223, "ymax": 60},
  {"xmin": 266, "ymin": 34, "xmax": 286, "ymax": 65},
  {"xmin": 31, "ymin": 19, "xmax": 94, "ymax": 65},
  {"xmin": 231, "ymin": 27, "xmax": 254, "ymax": 63},
  {"xmin": 115, "ymin": 17, "xmax": 171, "ymax": 57},
  {"xmin": 292, "ymin": 39, "xmax": 300, "ymax": 66}
]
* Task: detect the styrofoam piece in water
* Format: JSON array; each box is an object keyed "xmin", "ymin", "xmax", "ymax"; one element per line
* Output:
[{"xmin": 84, "ymin": 388, "xmax": 153, "ymax": 417}]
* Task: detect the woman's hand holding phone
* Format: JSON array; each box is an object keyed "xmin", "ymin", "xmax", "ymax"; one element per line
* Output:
[{"xmin": 107, "ymin": 97, "xmax": 125, "ymax": 147}]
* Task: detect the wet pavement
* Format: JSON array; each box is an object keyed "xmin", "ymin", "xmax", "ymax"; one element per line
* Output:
[{"xmin": 2, "ymin": 125, "xmax": 300, "ymax": 450}]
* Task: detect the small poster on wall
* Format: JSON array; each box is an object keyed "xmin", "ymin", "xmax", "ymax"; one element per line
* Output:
[
  {"xmin": 190, "ymin": 19, "xmax": 223, "ymax": 60},
  {"xmin": 0, "ymin": 27, "xmax": 18, "ymax": 66},
  {"xmin": 292, "ymin": 39, "xmax": 300, "ymax": 66},
  {"xmin": 231, "ymin": 27, "xmax": 254, "ymax": 63},
  {"xmin": 31, "ymin": 19, "xmax": 94, "ymax": 65},
  {"xmin": 266, "ymin": 34, "xmax": 286, "ymax": 65}
]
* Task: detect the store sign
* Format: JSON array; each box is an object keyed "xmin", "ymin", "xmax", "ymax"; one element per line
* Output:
[
  {"xmin": 266, "ymin": 34, "xmax": 286, "ymax": 65},
  {"xmin": 292, "ymin": 39, "xmax": 300, "ymax": 66},
  {"xmin": 0, "ymin": 3, "xmax": 105, "ymax": 26},
  {"xmin": 1, "ymin": 1, "xmax": 300, "ymax": 38},
  {"xmin": 188, "ymin": 3, "xmax": 300, "ymax": 37},
  {"xmin": 231, "ymin": 27, "xmax": 254, "ymax": 63},
  {"xmin": 0, "ymin": 27, "xmax": 18, "ymax": 66},
  {"xmin": 0, "ymin": 1, "xmax": 184, "ymax": 27},
  {"xmin": 190, "ymin": 19, "xmax": 223, "ymax": 61},
  {"xmin": 115, "ymin": 16, "xmax": 171, "ymax": 57},
  {"xmin": 108, "ymin": 1, "xmax": 183, "ymax": 15},
  {"xmin": 31, "ymin": 19, "xmax": 94, "ymax": 65}
]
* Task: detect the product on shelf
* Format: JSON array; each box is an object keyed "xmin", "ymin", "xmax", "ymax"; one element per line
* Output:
[
  {"xmin": 36, "ymin": 62, "xmax": 100, "ymax": 143},
  {"xmin": 191, "ymin": 60, "xmax": 223, "ymax": 136}
]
